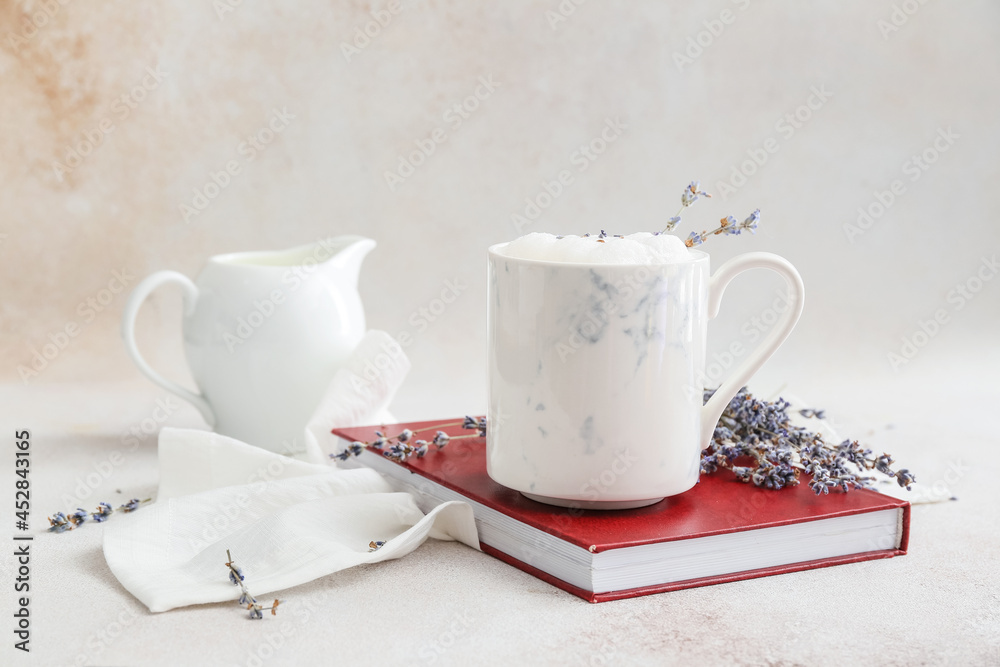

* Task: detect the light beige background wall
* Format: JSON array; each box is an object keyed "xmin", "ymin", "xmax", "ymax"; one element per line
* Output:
[{"xmin": 2, "ymin": 0, "xmax": 998, "ymax": 419}]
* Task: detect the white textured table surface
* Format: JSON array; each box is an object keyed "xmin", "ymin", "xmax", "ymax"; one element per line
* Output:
[{"xmin": 2, "ymin": 350, "xmax": 999, "ymax": 667}]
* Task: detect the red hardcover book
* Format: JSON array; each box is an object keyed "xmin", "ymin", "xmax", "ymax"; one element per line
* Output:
[{"xmin": 332, "ymin": 418, "xmax": 910, "ymax": 603}]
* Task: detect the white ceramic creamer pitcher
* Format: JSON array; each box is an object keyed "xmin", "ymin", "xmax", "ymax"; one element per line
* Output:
[{"xmin": 122, "ymin": 236, "xmax": 375, "ymax": 453}]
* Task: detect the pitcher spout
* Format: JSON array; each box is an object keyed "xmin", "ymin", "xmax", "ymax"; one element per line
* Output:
[{"xmin": 320, "ymin": 235, "xmax": 376, "ymax": 290}]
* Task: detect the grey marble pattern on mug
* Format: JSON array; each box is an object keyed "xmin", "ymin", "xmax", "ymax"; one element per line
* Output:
[{"xmin": 487, "ymin": 255, "xmax": 709, "ymax": 502}]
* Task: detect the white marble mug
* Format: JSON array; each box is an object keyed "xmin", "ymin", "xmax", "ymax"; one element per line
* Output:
[{"xmin": 486, "ymin": 246, "xmax": 805, "ymax": 509}]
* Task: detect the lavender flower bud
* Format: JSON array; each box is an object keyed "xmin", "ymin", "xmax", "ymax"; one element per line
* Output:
[
  {"xmin": 740, "ymin": 209, "xmax": 760, "ymax": 233},
  {"xmin": 119, "ymin": 498, "xmax": 142, "ymax": 513},
  {"xmin": 721, "ymin": 215, "xmax": 741, "ymax": 235},
  {"xmin": 686, "ymin": 231, "xmax": 705, "ymax": 247},
  {"xmin": 681, "ymin": 181, "xmax": 710, "ymax": 207},
  {"xmin": 47, "ymin": 512, "xmax": 70, "ymax": 533},
  {"xmin": 68, "ymin": 508, "xmax": 89, "ymax": 527},
  {"xmin": 91, "ymin": 502, "xmax": 114, "ymax": 522}
]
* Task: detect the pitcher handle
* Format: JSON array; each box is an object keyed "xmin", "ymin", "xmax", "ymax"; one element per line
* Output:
[
  {"xmin": 700, "ymin": 252, "xmax": 805, "ymax": 448},
  {"xmin": 121, "ymin": 271, "xmax": 216, "ymax": 426}
]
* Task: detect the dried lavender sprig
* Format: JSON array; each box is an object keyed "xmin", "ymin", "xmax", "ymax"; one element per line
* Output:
[
  {"xmin": 394, "ymin": 419, "xmax": 471, "ymax": 437},
  {"xmin": 226, "ymin": 550, "xmax": 281, "ymax": 620},
  {"xmin": 331, "ymin": 416, "xmax": 486, "ymax": 463},
  {"xmin": 660, "ymin": 181, "xmax": 712, "ymax": 233},
  {"xmin": 659, "ymin": 181, "xmax": 759, "ymax": 248},
  {"xmin": 47, "ymin": 498, "xmax": 151, "ymax": 533},
  {"xmin": 684, "ymin": 209, "xmax": 760, "ymax": 248},
  {"xmin": 701, "ymin": 387, "xmax": 915, "ymax": 494}
]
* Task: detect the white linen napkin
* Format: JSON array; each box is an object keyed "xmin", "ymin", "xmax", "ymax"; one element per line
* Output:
[
  {"xmin": 103, "ymin": 331, "xmax": 480, "ymax": 613},
  {"xmin": 299, "ymin": 329, "xmax": 413, "ymax": 464}
]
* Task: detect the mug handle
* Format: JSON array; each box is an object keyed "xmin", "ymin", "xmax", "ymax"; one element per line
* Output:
[
  {"xmin": 700, "ymin": 252, "xmax": 805, "ymax": 448},
  {"xmin": 121, "ymin": 271, "xmax": 216, "ymax": 426}
]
